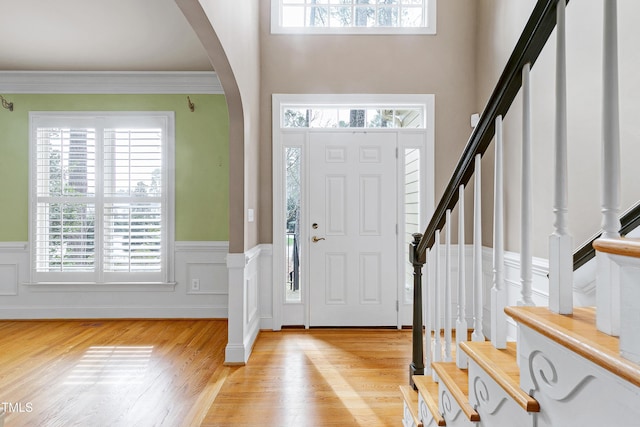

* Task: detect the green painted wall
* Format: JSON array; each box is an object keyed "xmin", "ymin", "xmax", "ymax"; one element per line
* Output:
[{"xmin": 0, "ymin": 94, "xmax": 229, "ymax": 241}]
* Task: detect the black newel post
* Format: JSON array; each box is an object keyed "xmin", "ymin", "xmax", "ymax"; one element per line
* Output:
[{"xmin": 409, "ymin": 232, "xmax": 425, "ymax": 388}]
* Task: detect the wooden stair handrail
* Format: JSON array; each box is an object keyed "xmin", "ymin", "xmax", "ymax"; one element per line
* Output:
[
  {"xmin": 417, "ymin": 0, "xmax": 569, "ymax": 257},
  {"xmin": 573, "ymin": 200, "xmax": 640, "ymax": 270},
  {"xmin": 593, "ymin": 237, "xmax": 640, "ymax": 259}
]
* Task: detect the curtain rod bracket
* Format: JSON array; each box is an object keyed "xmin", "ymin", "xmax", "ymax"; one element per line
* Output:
[
  {"xmin": 0, "ymin": 95, "xmax": 13, "ymax": 112},
  {"xmin": 187, "ymin": 96, "xmax": 195, "ymax": 112}
]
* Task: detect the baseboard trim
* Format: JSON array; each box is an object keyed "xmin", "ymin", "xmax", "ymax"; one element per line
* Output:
[{"xmin": 224, "ymin": 344, "xmax": 248, "ymax": 366}]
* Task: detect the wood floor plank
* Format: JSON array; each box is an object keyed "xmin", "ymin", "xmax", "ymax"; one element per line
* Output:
[
  {"xmin": 0, "ymin": 319, "xmax": 227, "ymax": 427},
  {"xmin": 201, "ymin": 329, "xmax": 413, "ymax": 427},
  {"xmin": 0, "ymin": 322, "xmax": 414, "ymax": 426}
]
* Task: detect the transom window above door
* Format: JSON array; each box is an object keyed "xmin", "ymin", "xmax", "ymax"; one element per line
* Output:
[
  {"xmin": 281, "ymin": 105, "xmax": 426, "ymax": 128},
  {"xmin": 272, "ymin": 0, "xmax": 436, "ymax": 35}
]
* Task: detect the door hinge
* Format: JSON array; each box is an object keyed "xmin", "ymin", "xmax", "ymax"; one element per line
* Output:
[
  {"xmin": 396, "ymin": 300, "xmax": 399, "ymax": 312},
  {"xmin": 395, "ymin": 147, "xmax": 399, "ymax": 158}
]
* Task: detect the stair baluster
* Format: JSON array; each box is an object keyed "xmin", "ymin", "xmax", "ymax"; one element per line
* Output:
[
  {"xmin": 549, "ymin": 0, "xmax": 573, "ymax": 315},
  {"xmin": 492, "ymin": 115, "xmax": 507, "ymax": 349},
  {"xmin": 596, "ymin": 0, "xmax": 621, "ymax": 335},
  {"xmin": 424, "ymin": 250, "xmax": 433, "ymax": 376},
  {"xmin": 444, "ymin": 209, "xmax": 452, "ymax": 362},
  {"xmin": 472, "ymin": 154, "xmax": 485, "ymax": 342},
  {"xmin": 434, "ymin": 229, "xmax": 442, "ymax": 370},
  {"xmin": 519, "ymin": 63, "xmax": 535, "ymax": 307},
  {"xmin": 456, "ymin": 184, "xmax": 468, "ymax": 368},
  {"xmin": 601, "ymin": 0, "xmax": 621, "ymax": 240}
]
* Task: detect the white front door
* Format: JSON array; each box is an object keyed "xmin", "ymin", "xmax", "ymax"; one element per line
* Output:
[{"xmin": 308, "ymin": 131, "xmax": 397, "ymax": 326}]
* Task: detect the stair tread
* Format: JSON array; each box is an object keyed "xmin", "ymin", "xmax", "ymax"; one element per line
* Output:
[
  {"xmin": 432, "ymin": 362, "xmax": 480, "ymax": 422},
  {"xmin": 399, "ymin": 385, "xmax": 423, "ymax": 427},
  {"xmin": 460, "ymin": 341, "xmax": 539, "ymax": 412},
  {"xmin": 505, "ymin": 306, "xmax": 640, "ymax": 388},
  {"xmin": 413, "ymin": 375, "xmax": 446, "ymax": 426},
  {"xmin": 593, "ymin": 237, "xmax": 640, "ymax": 258}
]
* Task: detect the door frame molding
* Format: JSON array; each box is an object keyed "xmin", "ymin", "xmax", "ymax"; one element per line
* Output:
[{"xmin": 272, "ymin": 94, "xmax": 435, "ymax": 330}]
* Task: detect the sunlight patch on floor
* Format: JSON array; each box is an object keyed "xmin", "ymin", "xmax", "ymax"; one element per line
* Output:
[
  {"xmin": 64, "ymin": 346, "xmax": 153, "ymax": 385},
  {"xmin": 304, "ymin": 339, "xmax": 384, "ymax": 426}
]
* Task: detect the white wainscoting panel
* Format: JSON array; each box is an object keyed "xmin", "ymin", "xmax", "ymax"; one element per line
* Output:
[
  {"xmin": 0, "ymin": 243, "xmax": 28, "ymax": 296},
  {"xmin": 0, "ymin": 265, "xmax": 18, "ymax": 296},
  {"xmin": 175, "ymin": 242, "xmax": 229, "ymax": 296},
  {"xmin": 259, "ymin": 245, "xmax": 274, "ymax": 330},
  {"xmin": 225, "ymin": 244, "xmax": 272, "ymax": 365},
  {"xmin": 503, "ymin": 249, "xmax": 550, "ymax": 341},
  {"xmin": 501, "ymin": 249, "xmax": 595, "ymax": 342},
  {"xmin": 0, "ymin": 241, "xmax": 229, "ymax": 319}
]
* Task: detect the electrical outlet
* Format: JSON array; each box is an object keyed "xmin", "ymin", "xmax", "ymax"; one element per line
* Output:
[{"xmin": 191, "ymin": 278, "xmax": 200, "ymax": 291}]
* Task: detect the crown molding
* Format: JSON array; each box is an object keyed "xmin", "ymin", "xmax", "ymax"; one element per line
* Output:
[{"xmin": 0, "ymin": 71, "xmax": 223, "ymax": 94}]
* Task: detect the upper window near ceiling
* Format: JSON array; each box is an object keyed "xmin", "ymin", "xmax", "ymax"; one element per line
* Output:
[{"xmin": 271, "ymin": 0, "xmax": 436, "ymax": 35}]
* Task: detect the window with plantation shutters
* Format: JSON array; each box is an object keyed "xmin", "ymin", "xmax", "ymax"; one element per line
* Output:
[{"xmin": 30, "ymin": 113, "xmax": 174, "ymax": 284}]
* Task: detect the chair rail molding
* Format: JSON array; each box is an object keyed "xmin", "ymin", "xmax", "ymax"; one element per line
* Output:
[{"xmin": 0, "ymin": 241, "xmax": 229, "ymax": 319}]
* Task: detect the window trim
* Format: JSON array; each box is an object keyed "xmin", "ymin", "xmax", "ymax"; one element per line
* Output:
[
  {"xmin": 28, "ymin": 111, "xmax": 175, "ymax": 286},
  {"xmin": 271, "ymin": 0, "xmax": 437, "ymax": 35}
]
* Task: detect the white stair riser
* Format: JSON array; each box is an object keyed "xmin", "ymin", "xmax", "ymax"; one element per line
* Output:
[
  {"xmin": 467, "ymin": 360, "xmax": 536, "ymax": 427},
  {"xmin": 402, "ymin": 401, "xmax": 419, "ymax": 427},
  {"xmin": 438, "ymin": 384, "xmax": 477, "ymax": 427},
  {"xmin": 418, "ymin": 392, "xmax": 441, "ymax": 427},
  {"xmin": 611, "ymin": 255, "xmax": 640, "ymax": 364},
  {"xmin": 518, "ymin": 323, "xmax": 640, "ymax": 427}
]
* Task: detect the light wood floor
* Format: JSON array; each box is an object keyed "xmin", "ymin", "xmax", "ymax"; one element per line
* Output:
[
  {"xmin": 202, "ymin": 328, "xmax": 412, "ymax": 427},
  {"xmin": 0, "ymin": 321, "xmax": 412, "ymax": 426},
  {"xmin": 0, "ymin": 319, "xmax": 228, "ymax": 427}
]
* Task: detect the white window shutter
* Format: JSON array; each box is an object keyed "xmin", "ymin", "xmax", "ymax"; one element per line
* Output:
[{"xmin": 31, "ymin": 113, "xmax": 173, "ymax": 284}]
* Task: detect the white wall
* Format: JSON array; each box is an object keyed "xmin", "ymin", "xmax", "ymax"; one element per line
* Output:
[
  {"xmin": 476, "ymin": 0, "xmax": 640, "ymax": 258},
  {"xmin": 258, "ymin": 0, "xmax": 479, "ymax": 244}
]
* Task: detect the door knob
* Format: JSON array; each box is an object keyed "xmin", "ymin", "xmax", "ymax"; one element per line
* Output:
[{"xmin": 312, "ymin": 236, "xmax": 326, "ymax": 243}]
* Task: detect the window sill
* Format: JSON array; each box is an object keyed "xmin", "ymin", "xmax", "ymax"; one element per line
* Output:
[
  {"xmin": 271, "ymin": 27, "xmax": 436, "ymax": 36},
  {"xmin": 23, "ymin": 282, "xmax": 177, "ymax": 292}
]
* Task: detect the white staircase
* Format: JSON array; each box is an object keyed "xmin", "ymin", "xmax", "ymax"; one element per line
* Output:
[
  {"xmin": 402, "ymin": 304, "xmax": 640, "ymax": 426},
  {"xmin": 401, "ymin": 0, "xmax": 640, "ymax": 425}
]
